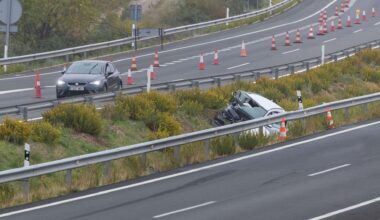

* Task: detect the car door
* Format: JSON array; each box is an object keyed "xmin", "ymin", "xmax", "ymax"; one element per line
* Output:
[{"xmin": 105, "ymin": 63, "xmax": 116, "ymax": 89}]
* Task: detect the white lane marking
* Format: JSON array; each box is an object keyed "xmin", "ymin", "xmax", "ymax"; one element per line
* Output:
[
  {"xmin": 227, "ymin": 63, "xmax": 250, "ymax": 70},
  {"xmin": 165, "ymin": 62, "xmax": 176, "ymax": 65},
  {"xmin": 353, "ymin": 29, "xmax": 363, "ymax": 34},
  {"xmin": 0, "ymin": 119, "xmax": 379, "ymax": 218},
  {"xmin": 27, "ymin": 117, "xmax": 43, "ymax": 122},
  {"xmin": 0, "ymin": 71, "xmax": 61, "ymax": 81},
  {"xmin": 375, "ymin": 22, "xmax": 380, "ymax": 26},
  {"xmin": 171, "ymin": 79, "xmax": 184, "ymax": 82},
  {"xmin": 0, "ymin": 88, "xmax": 33, "ymax": 95},
  {"xmin": 282, "ymin": 48, "xmax": 300, "ymax": 55},
  {"xmin": 172, "ymin": 60, "xmax": 182, "ymax": 63},
  {"xmin": 308, "ymin": 164, "xmax": 351, "ymax": 177},
  {"xmin": 323, "ymin": 38, "xmax": 337, "ymax": 44},
  {"xmin": 308, "ymin": 197, "xmax": 380, "ymax": 220},
  {"xmin": 153, "ymin": 201, "xmax": 216, "ymax": 219},
  {"xmin": 160, "ymin": 64, "xmax": 168, "ymax": 67}
]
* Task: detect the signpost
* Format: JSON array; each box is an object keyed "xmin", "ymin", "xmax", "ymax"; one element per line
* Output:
[{"xmin": 0, "ymin": 0, "xmax": 22, "ymax": 72}]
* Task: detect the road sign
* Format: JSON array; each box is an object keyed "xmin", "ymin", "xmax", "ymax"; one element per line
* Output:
[
  {"xmin": 130, "ymin": 4, "xmax": 142, "ymax": 22},
  {"xmin": 0, "ymin": 24, "xmax": 16, "ymax": 32},
  {"xmin": 138, "ymin": 28, "xmax": 159, "ymax": 37},
  {"xmin": 0, "ymin": 0, "xmax": 22, "ymax": 24}
]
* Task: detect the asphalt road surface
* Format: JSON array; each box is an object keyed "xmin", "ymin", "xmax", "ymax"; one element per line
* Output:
[
  {"xmin": 0, "ymin": 0, "xmax": 379, "ymax": 109},
  {"xmin": 1, "ymin": 120, "xmax": 380, "ymax": 219}
]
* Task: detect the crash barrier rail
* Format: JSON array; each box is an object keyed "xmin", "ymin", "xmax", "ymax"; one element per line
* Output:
[
  {"xmin": 1, "ymin": 38, "xmax": 379, "ymax": 121},
  {"xmin": 1, "ymin": 88, "xmax": 380, "ymax": 202},
  {"xmin": 0, "ymin": 0, "xmax": 290, "ymax": 66}
]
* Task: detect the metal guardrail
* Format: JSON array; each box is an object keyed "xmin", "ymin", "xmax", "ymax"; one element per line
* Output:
[
  {"xmin": 1, "ymin": 90, "xmax": 380, "ymax": 185},
  {"xmin": 1, "ymin": 38, "xmax": 379, "ymax": 121},
  {"xmin": 0, "ymin": 0, "xmax": 290, "ymax": 66}
]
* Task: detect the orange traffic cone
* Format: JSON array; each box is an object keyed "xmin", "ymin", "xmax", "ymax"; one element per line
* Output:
[
  {"xmin": 240, "ymin": 40, "xmax": 247, "ymax": 57},
  {"xmin": 346, "ymin": 15, "xmax": 352, "ymax": 27},
  {"xmin": 355, "ymin": 13, "xmax": 360, "ymax": 24},
  {"xmin": 323, "ymin": 10, "xmax": 328, "ymax": 21},
  {"xmin": 199, "ymin": 53, "xmax": 205, "ymax": 70},
  {"xmin": 372, "ymin": 8, "xmax": 377, "ymax": 17},
  {"xmin": 326, "ymin": 107, "xmax": 334, "ymax": 129},
  {"xmin": 307, "ymin": 25, "xmax": 315, "ymax": 39},
  {"xmin": 337, "ymin": 16, "xmax": 343, "ymax": 29},
  {"xmin": 317, "ymin": 23, "xmax": 324, "ymax": 35},
  {"xmin": 294, "ymin": 29, "xmax": 302, "ymax": 43},
  {"xmin": 127, "ymin": 68, "xmax": 133, "ymax": 85},
  {"xmin": 362, "ymin": 10, "xmax": 366, "ymax": 21},
  {"xmin": 279, "ymin": 117, "xmax": 287, "ymax": 141},
  {"xmin": 340, "ymin": 2, "xmax": 345, "ymax": 12},
  {"xmin": 345, "ymin": 0, "xmax": 350, "ymax": 8},
  {"xmin": 335, "ymin": 6, "xmax": 339, "ymax": 16},
  {"xmin": 153, "ymin": 50, "xmax": 160, "ymax": 68},
  {"xmin": 319, "ymin": 12, "xmax": 324, "ymax": 23},
  {"xmin": 271, "ymin": 35, "xmax": 277, "ymax": 50},
  {"xmin": 213, "ymin": 49, "xmax": 220, "ymax": 65},
  {"xmin": 149, "ymin": 65, "xmax": 155, "ymax": 80},
  {"xmin": 35, "ymin": 70, "xmax": 41, "ymax": 98},
  {"xmin": 284, "ymin": 32, "xmax": 291, "ymax": 46},
  {"xmin": 130, "ymin": 56, "xmax": 138, "ymax": 71},
  {"xmin": 330, "ymin": 20, "xmax": 336, "ymax": 31}
]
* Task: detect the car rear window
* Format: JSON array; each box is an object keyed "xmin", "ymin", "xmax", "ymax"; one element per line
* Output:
[
  {"xmin": 67, "ymin": 62, "xmax": 102, "ymax": 75},
  {"xmin": 240, "ymin": 106, "xmax": 267, "ymax": 119}
]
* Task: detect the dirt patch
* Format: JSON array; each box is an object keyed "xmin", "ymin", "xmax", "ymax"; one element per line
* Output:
[{"xmin": 71, "ymin": 132, "xmax": 108, "ymax": 147}]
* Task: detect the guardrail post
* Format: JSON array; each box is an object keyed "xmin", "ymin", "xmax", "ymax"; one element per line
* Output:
[
  {"xmin": 52, "ymin": 100, "xmax": 60, "ymax": 108},
  {"xmin": 83, "ymin": 52, "xmax": 87, "ymax": 59},
  {"xmin": 191, "ymin": 80, "xmax": 199, "ymax": 88},
  {"xmin": 345, "ymin": 51, "xmax": 350, "ymax": 58},
  {"xmin": 378, "ymin": 40, "xmax": 380, "ymax": 48},
  {"xmin": 214, "ymin": 77, "xmax": 222, "ymax": 87},
  {"xmin": 168, "ymin": 84, "xmax": 176, "ymax": 92},
  {"xmin": 333, "ymin": 55, "xmax": 338, "ymax": 62},
  {"xmin": 84, "ymin": 96, "xmax": 93, "ymax": 104},
  {"xmin": 288, "ymin": 64, "xmax": 295, "ymax": 75},
  {"xmin": 141, "ymin": 153, "xmax": 147, "ymax": 167},
  {"xmin": 344, "ymin": 107, "xmax": 349, "ymax": 121},
  {"xmin": 65, "ymin": 169, "xmax": 72, "ymax": 189},
  {"xmin": 233, "ymin": 132, "xmax": 240, "ymax": 148},
  {"xmin": 23, "ymin": 179, "xmax": 29, "ymax": 202},
  {"xmin": 363, "ymin": 103, "xmax": 369, "ymax": 113},
  {"xmin": 234, "ymin": 74, "xmax": 241, "ymax": 82},
  {"xmin": 204, "ymin": 139, "xmax": 210, "ymax": 158},
  {"xmin": 103, "ymin": 161, "xmax": 110, "ymax": 180},
  {"xmin": 65, "ymin": 55, "xmax": 70, "ymax": 62},
  {"xmin": 18, "ymin": 106, "xmax": 28, "ymax": 121},
  {"xmin": 304, "ymin": 61, "xmax": 310, "ymax": 72},
  {"xmin": 255, "ymin": 72, "xmax": 261, "ymax": 81},
  {"xmin": 272, "ymin": 68, "xmax": 279, "ymax": 79},
  {"xmin": 174, "ymin": 146, "xmax": 181, "ymax": 162}
]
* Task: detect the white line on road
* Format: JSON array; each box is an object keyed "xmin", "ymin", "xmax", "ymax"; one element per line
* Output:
[
  {"xmin": 308, "ymin": 197, "xmax": 380, "ymax": 220},
  {"xmin": 0, "ymin": 88, "xmax": 33, "ymax": 95},
  {"xmin": 153, "ymin": 201, "xmax": 216, "ymax": 218},
  {"xmin": 227, "ymin": 63, "xmax": 250, "ymax": 70},
  {"xmin": 375, "ymin": 22, "xmax": 380, "ymax": 26},
  {"xmin": 0, "ymin": 119, "xmax": 378, "ymax": 218},
  {"xmin": 282, "ymin": 48, "xmax": 300, "ymax": 55},
  {"xmin": 323, "ymin": 38, "xmax": 336, "ymax": 44},
  {"xmin": 171, "ymin": 79, "xmax": 184, "ymax": 82},
  {"xmin": 308, "ymin": 164, "xmax": 351, "ymax": 177},
  {"xmin": 353, "ymin": 29, "xmax": 363, "ymax": 34}
]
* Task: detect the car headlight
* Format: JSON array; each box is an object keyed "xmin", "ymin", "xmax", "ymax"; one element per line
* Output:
[
  {"xmin": 57, "ymin": 80, "xmax": 65, "ymax": 86},
  {"xmin": 90, "ymin": 80, "xmax": 101, "ymax": 86}
]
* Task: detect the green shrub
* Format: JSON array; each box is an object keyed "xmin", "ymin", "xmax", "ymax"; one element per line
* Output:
[
  {"xmin": 43, "ymin": 104, "xmax": 102, "ymax": 136},
  {"xmin": 126, "ymin": 95, "xmax": 155, "ymax": 121},
  {"xmin": 142, "ymin": 92, "xmax": 177, "ymax": 113},
  {"xmin": 102, "ymin": 96, "xmax": 131, "ymax": 121},
  {"xmin": 238, "ymin": 132, "xmax": 259, "ymax": 150},
  {"xmin": 211, "ymin": 136, "xmax": 236, "ymax": 156},
  {"xmin": 181, "ymin": 100, "xmax": 204, "ymax": 116},
  {"xmin": 0, "ymin": 184, "xmax": 14, "ymax": 202},
  {"xmin": 287, "ymin": 120, "xmax": 306, "ymax": 139},
  {"xmin": 0, "ymin": 118, "xmax": 31, "ymax": 145},
  {"xmin": 31, "ymin": 121, "xmax": 61, "ymax": 144},
  {"xmin": 146, "ymin": 113, "xmax": 182, "ymax": 139}
]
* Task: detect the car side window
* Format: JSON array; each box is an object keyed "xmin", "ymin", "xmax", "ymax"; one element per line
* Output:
[{"xmin": 106, "ymin": 64, "xmax": 114, "ymax": 74}]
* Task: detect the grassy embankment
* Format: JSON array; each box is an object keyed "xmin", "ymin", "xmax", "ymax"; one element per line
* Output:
[{"xmin": 1, "ymin": 49, "xmax": 380, "ymax": 208}]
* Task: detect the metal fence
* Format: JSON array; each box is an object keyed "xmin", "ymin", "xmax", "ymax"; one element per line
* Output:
[
  {"xmin": 1, "ymin": 38, "xmax": 379, "ymax": 121},
  {"xmin": 0, "ymin": 0, "xmax": 291, "ymax": 66}
]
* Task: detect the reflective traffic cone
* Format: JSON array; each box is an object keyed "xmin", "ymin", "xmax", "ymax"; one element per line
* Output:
[
  {"xmin": 284, "ymin": 32, "xmax": 291, "ymax": 46},
  {"xmin": 127, "ymin": 68, "xmax": 133, "ymax": 85},
  {"xmin": 130, "ymin": 56, "xmax": 138, "ymax": 71},
  {"xmin": 294, "ymin": 29, "xmax": 302, "ymax": 43},
  {"xmin": 362, "ymin": 10, "xmax": 366, "ymax": 21},
  {"xmin": 149, "ymin": 65, "xmax": 155, "ymax": 80},
  {"xmin": 199, "ymin": 53, "xmax": 205, "ymax": 70},
  {"xmin": 326, "ymin": 107, "xmax": 334, "ymax": 129},
  {"xmin": 346, "ymin": 15, "xmax": 352, "ymax": 27},
  {"xmin": 340, "ymin": 2, "xmax": 345, "ymax": 12},
  {"xmin": 330, "ymin": 20, "xmax": 336, "ymax": 31},
  {"xmin": 372, "ymin": 7, "xmax": 377, "ymax": 17},
  {"xmin": 153, "ymin": 50, "xmax": 160, "ymax": 67},
  {"xmin": 240, "ymin": 40, "xmax": 247, "ymax": 57},
  {"xmin": 323, "ymin": 21, "xmax": 328, "ymax": 34},
  {"xmin": 323, "ymin": 10, "xmax": 328, "ymax": 21},
  {"xmin": 335, "ymin": 6, "xmax": 339, "ymax": 16},
  {"xmin": 317, "ymin": 23, "xmax": 324, "ymax": 35},
  {"xmin": 345, "ymin": 0, "xmax": 350, "ymax": 8},
  {"xmin": 271, "ymin": 35, "xmax": 277, "ymax": 50},
  {"xmin": 307, "ymin": 25, "xmax": 315, "ymax": 39},
  {"xmin": 355, "ymin": 13, "xmax": 360, "ymax": 24},
  {"xmin": 337, "ymin": 16, "xmax": 343, "ymax": 29},
  {"xmin": 279, "ymin": 117, "xmax": 287, "ymax": 141},
  {"xmin": 319, "ymin": 12, "xmax": 324, "ymax": 23},
  {"xmin": 213, "ymin": 49, "xmax": 220, "ymax": 65},
  {"xmin": 35, "ymin": 70, "xmax": 41, "ymax": 98}
]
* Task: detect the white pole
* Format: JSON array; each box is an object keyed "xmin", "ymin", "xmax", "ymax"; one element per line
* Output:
[
  {"xmin": 269, "ymin": 0, "xmax": 273, "ymax": 15},
  {"xmin": 226, "ymin": 7, "xmax": 230, "ymax": 26},
  {"xmin": 321, "ymin": 44, "xmax": 325, "ymax": 65},
  {"xmin": 131, "ymin": 23, "xmax": 136, "ymax": 48},
  {"xmin": 24, "ymin": 143, "xmax": 30, "ymax": 167},
  {"xmin": 297, "ymin": 90, "xmax": 303, "ymax": 110},
  {"xmin": 146, "ymin": 67, "xmax": 151, "ymax": 93}
]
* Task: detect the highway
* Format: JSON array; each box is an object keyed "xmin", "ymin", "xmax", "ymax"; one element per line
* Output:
[
  {"xmin": 1, "ymin": 120, "xmax": 380, "ymax": 219},
  {"xmin": 0, "ymin": 0, "xmax": 379, "ymax": 109}
]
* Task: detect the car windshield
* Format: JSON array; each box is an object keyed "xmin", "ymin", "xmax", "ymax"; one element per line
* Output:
[
  {"xmin": 66, "ymin": 62, "xmax": 102, "ymax": 75},
  {"xmin": 240, "ymin": 106, "xmax": 267, "ymax": 119}
]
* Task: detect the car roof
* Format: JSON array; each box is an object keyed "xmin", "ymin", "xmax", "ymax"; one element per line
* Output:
[
  {"xmin": 244, "ymin": 91, "xmax": 284, "ymax": 112},
  {"xmin": 74, "ymin": 60, "xmax": 109, "ymax": 64}
]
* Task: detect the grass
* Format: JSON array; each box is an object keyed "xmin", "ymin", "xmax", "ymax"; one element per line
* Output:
[{"xmin": 1, "ymin": 48, "xmax": 380, "ymax": 208}]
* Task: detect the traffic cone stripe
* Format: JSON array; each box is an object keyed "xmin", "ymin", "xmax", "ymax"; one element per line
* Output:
[
  {"xmin": 294, "ymin": 29, "xmax": 302, "ymax": 43},
  {"xmin": 337, "ymin": 17, "xmax": 343, "ymax": 29},
  {"xmin": 279, "ymin": 117, "xmax": 287, "ymax": 141},
  {"xmin": 153, "ymin": 50, "xmax": 160, "ymax": 68},
  {"xmin": 330, "ymin": 20, "xmax": 335, "ymax": 31},
  {"xmin": 240, "ymin": 41, "xmax": 247, "ymax": 57},
  {"xmin": 127, "ymin": 69, "xmax": 133, "ymax": 85},
  {"xmin": 285, "ymin": 32, "xmax": 291, "ymax": 46},
  {"xmin": 317, "ymin": 23, "xmax": 324, "ymax": 35},
  {"xmin": 372, "ymin": 8, "xmax": 377, "ymax": 17},
  {"xmin": 347, "ymin": 15, "xmax": 352, "ymax": 27},
  {"xmin": 213, "ymin": 49, "xmax": 220, "ymax": 65},
  {"xmin": 307, "ymin": 25, "xmax": 315, "ymax": 39},
  {"xmin": 35, "ymin": 70, "xmax": 41, "ymax": 98},
  {"xmin": 355, "ymin": 14, "xmax": 360, "ymax": 24},
  {"xmin": 362, "ymin": 10, "xmax": 366, "ymax": 21},
  {"xmin": 199, "ymin": 54, "xmax": 205, "ymax": 70},
  {"xmin": 150, "ymin": 65, "xmax": 155, "ymax": 80},
  {"xmin": 130, "ymin": 56, "xmax": 138, "ymax": 71},
  {"xmin": 326, "ymin": 107, "xmax": 334, "ymax": 129},
  {"xmin": 271, "ymin": 35, "xmax": 277, "ymax": 50}
]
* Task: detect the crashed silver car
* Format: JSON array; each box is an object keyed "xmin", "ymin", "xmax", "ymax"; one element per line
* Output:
[{"xmin": 214, "ymin": 90, "xmax": 285, "ymax": 135}]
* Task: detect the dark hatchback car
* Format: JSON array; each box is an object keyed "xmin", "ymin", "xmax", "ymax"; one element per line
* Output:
[{"xmin": 56, "ymin": 60, "xmax": 123, "ymax": 98}]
